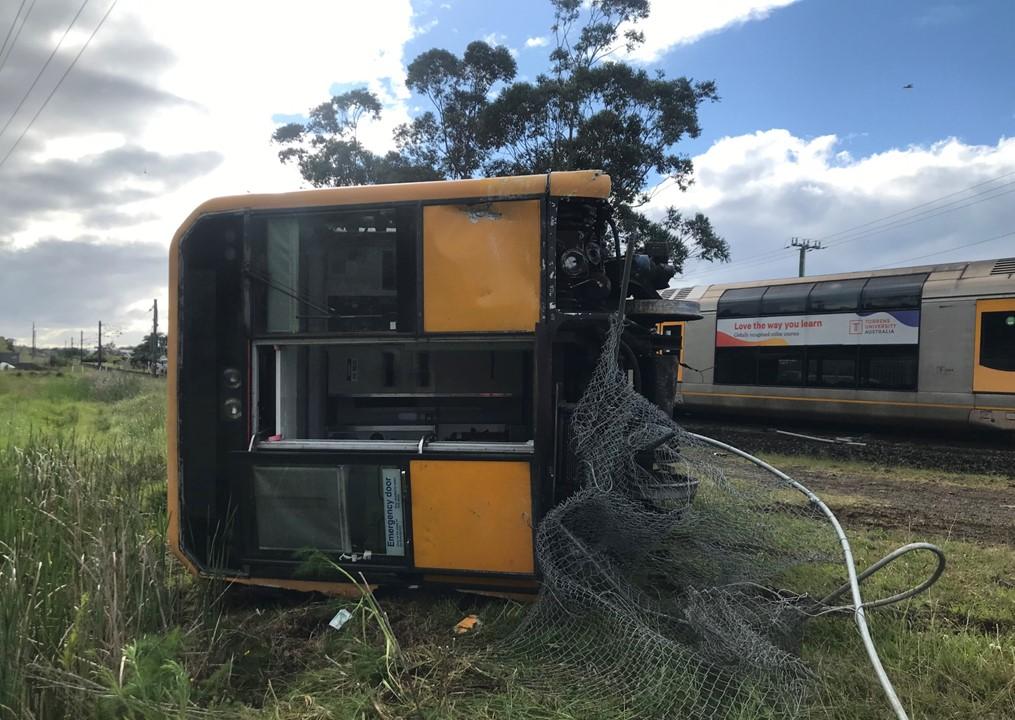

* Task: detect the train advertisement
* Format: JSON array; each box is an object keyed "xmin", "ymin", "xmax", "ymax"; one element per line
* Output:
[{"xmin": 716, "ymin": 309, "xmax": 919, "ymax": 347}]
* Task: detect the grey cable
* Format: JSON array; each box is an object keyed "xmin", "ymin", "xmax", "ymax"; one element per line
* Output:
[
  {"xmin": 0, "ymin": 0, "xmax": 116, "ymax": 169},
  {"xmin": 0, "ymin": 0, "xmax": 91, "ymax": 141},
  {"xmin": 688, "ymin": 432, "xmax": 940, "ymax": 720},
  {"xmin": 0, "ymin": 0, "xmax": 29, "ymax": 63},
  {"xmin": 0, "ymin": 0, "xmax": 35, "ymax": 74},
  {"xmin": 820, "ymin": 542, "xmax": 946, "ymax": 610}
]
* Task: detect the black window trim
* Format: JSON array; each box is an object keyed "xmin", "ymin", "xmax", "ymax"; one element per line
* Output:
[
  {"xmin": 716, "ymin": 273, "xmax": 929, "ymax": 319},
  {"xmin": 711, "ymin": 343, "xmax": 920, "ymax": 392}
]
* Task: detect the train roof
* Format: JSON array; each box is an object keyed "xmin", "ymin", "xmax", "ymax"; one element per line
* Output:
[
  {"xmin": 171, "ymin": 170, "xmax": 610, "ymax": 246},
  {"xmin": 665, "ymin": 256, "xmax": 1015, "ymax": 304}
]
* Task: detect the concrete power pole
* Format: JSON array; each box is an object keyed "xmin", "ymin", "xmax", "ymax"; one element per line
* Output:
[
  {"xmin": 31, "ymin": 322, "xmax": 36, "ymax": 357},
  {"xmin": 80, "ymin": 330, "xmax": 84, "ymax": 364},
  {"xmin": 97, "ymin": 321, "xmax": 102, "ymax": 370},
  {"xmin": 789, "ymin": 237, "xmax": 823, "ymax": 277}
]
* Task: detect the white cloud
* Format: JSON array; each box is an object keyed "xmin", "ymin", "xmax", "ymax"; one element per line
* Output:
[
  {"xmin": 1, "ymin": 0, "xmax": 417, "ymax": 345},
  {"xmin": 525, "ymin": 36, "xmax": 548, "ymax": 48},
  {"xmin": 623, "ymin": 0, "xmax": 799, "ymax": 62},
  {"xmin": 646, "ymin": 130, "xmax": 1015, "ymax": 286}
]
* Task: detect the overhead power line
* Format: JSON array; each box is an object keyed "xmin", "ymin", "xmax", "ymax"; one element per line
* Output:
[
  {"xmin": 676, "ymin": 168, "xmax": 1015, "ymax": 284},
  {"xmin": 822, "ymin": 181, "xmax": 1015, "ymax": 250},
  {"xmin": 0, "ymin": 0, "xmax": 116, "ymax": 170},
  {"xmin": 0, "ymin": 0, "xmax": 36, "ymax": 74},
  {"xmin": 815, "ymin": 168, "xmax": 1015, "ymax": 243},
  {"xmin": 0, "ymin": 0, "xmax": 29, "ymax": 63},
  {"xmin": 870, "ymin": 230, "xmax": 1015, "ymax": 270},
  {"xmin": 0, "ymin": 0, "xmax": 91, "ymax": 142}
]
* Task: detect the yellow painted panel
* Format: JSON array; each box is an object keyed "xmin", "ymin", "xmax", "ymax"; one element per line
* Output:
[
  {"xmin": 410, "ymin": 460, "xmax": 534, "ymax": 574},
  {"xmin": 973, "ymin": 298, "xmax": 1015, "ymax": 394},
  {"xmin": 423, "ymin": 200, "xmax": 541, "ymax": 332}
]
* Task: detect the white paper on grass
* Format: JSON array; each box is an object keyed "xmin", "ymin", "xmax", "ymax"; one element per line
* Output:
[{"xmin": 329, "ymin": 608, "xmax": 353, "ymax": 631}]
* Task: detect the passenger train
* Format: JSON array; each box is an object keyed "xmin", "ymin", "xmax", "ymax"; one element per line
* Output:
[{"xmin": 667, "ymin": 258, "xmax": 1015, "ymax": 432}]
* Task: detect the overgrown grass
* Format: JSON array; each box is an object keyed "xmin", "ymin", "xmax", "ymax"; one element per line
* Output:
[{"xmin": 0, "ymin": 372, "xmax": 1012, "ymax": 718}]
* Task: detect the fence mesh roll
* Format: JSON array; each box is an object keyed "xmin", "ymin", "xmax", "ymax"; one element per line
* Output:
[{"xmin": 492, "ymin": 317, "xmax": 845, "ymax": 718}]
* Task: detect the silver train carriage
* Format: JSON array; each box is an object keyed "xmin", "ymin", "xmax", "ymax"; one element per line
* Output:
[{"xmin": 664, "ymin": 257, "xmax": 1015, "ymax": 432}]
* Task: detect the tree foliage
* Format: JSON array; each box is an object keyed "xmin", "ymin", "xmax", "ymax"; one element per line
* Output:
[
  {"xmin": 271, "ymin": 0, "xmax": 729, "ymax": 270},
  {"xmin": 130, "ymin": 332, "xmax": 167, "ymax": 368},
  {"xmin": 272, "ymin": 90, "xmax": 439, "ymax": 186}
]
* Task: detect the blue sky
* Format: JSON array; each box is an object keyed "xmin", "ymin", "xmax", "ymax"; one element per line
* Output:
[{"xmin": 407, "ymin": 0, "xmax": 1014, "ymax": 160}]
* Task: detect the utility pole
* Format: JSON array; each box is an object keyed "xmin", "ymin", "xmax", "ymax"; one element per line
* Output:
[
  {"xmin": 789, "ymin": 237, "xmax": 823, "ymax": 277},
  {"xmin": 80, "ymin": 330, "xmax": 84, "ymax": 364},
  {"xmin": 151, "ymin": 299, "xmax": 158, "ymax": 375},
  {"xmin": 97, "ymin": 321, "xmax": 102, "ymax": 370},
  {"xmin": 31, "ymin": 322, "xmax": 36, "ymax": 357}
]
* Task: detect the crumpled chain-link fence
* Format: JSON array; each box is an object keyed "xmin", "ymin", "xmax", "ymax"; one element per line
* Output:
[{"xmin": 495, "ymin": 318, "xmax": 845, "ymax": 718}]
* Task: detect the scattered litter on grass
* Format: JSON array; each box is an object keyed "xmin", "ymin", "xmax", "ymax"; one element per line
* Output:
[
  {"xmin": 329, "ymin": 608, "xmax": 353, "ymax": 632},
  {"xmin": 454, "ymin": 614, "xmax": 481, "ymax": 635}
]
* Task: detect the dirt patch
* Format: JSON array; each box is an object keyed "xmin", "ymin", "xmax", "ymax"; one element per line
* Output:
[
  {"xmin": 777, "ymin": 465, "xmax": 1014, "ymax": 545},
  {"xmin": 683, "ymin": 419, "xmax": 1015, "ymax": 478}
]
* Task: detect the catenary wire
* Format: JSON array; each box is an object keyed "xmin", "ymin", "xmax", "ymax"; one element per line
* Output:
[
  {"xmin": 675, "ymin": 169, "xmax": 1015, "ymax": 283},
  {"xmin": 0, "ymin": 0, "xmax": 91, "ymax": 142},
  {"xmin": 815, "ymin": 168, "xmax": 1015, "ymax": 242},
  {"xmin": 0, "ymin": 0, "xmax": 29, "ymax": 64},
  {"xmin": 869, "ymin": 229, "xmax": 1015, "ymax": 269},
  {"xmin": 0, "ymin": 0, "xmax": 36, "ymax": 74},
  {"xmin": 0, "ymin": 0, "xmax": 116, "ymax": 170}
]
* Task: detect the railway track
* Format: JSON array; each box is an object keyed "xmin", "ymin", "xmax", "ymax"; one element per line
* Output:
[{"xmin": 678, "ymin": 415, "xmax": 1015, "ymax": 477}]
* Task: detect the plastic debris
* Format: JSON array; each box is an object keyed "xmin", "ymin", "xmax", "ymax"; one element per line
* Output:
[
  {"xmin": 454, "ymin": 614, "xmax": 481, "ymax": 635},
  {"xmin": 329, "ymin": 608, "xmax": 353, "ymax": 631}
]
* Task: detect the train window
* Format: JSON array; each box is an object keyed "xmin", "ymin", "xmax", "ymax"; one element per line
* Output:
[
  {"xmin": 257, "ymin": 343, "xmax": 533, "ymax": 443},
  {"xmin": 757, "ymin": 348, "xmax": 804, "ymax": 386},
  {"xmin": 859, "ymin": 346, "xmax": 918, "ymax": 390},
  {"xmin": 860, "ymin": 274, "xmax": 927, "ymax": 311},
  {"xmin": 761, "ymin": 283, "xmax": 814, "ymax": 316},
  {"xmin": 249, "ymin": 207, "xmax": 417, "ymax": 334},
  {"xmin": 714, "ymin": 348, "xmax": 757, "ymax": 384},
  {"xmin": 806, "ymin": 347, "xmax": 857, "ymax": 387},
  {"xmin": 807, "ymin": 279, "xmax": 865, "ymax": 313},
  {"xmin": 717, "ymin": 287, "xmax": 766, "ymax": 318},
  {"xmin": 979, "ymin": 310, "xmax": 1015, "ymax": 371},
  {"xmin": 252, "ymin": 464, "xmax": 404, "ymax": 556}
]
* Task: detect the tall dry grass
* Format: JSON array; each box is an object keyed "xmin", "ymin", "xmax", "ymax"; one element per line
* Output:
[{"xmin": 0, "ymin": 372, "xmax": 186, "ymax": 718}]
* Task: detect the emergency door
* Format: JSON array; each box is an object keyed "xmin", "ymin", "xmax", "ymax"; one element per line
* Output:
[{"xmin": 973, "ymin": 298, "xmax": 1015, "ymax": 394}]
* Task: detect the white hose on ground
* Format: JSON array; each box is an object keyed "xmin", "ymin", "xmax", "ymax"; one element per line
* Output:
[{"xmin": 688, "ymin": 432, "xmax": 945, "ymax": 720}]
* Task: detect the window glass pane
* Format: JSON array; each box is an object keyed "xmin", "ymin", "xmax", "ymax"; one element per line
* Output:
[
  {"xmin": 714, "ymin": 348, "xmax": 757, "ymax": 384},
  {"xmin": 253, "ymin": 464, "xmax": 404, "ymax": 556},
  {"xmin": 860, "ymin": 274, "xmax": 926, "ymax": 311},
  {"xmin": 806, "ymin": 347, "xmax": 857, "ymax": 387},
  {"xmin": 251, "ymin": 208, "xmax": 415, "ymax": 334},
  {"xmin": 859, "ymin": 346, "xmax": 918, "ymax": 390},
  {"xmin": 264, "ymin": 343, "xmax": 532, "ymax": 442},
  {"xmin": 717, "ymin": 287, "xmax": 766, "ymax": 318},
  {"xmin": 807, "ymin": 279, "xmax": 865, "ymax": 313},
  {"xmin": 761, "ymin": 283, "xmax": 814, "ymax": 315},
  {"xmin": 757, "ymin": 348, "xmax": 804, "ymax": 386},
  {"xmin": 980, "ymin": 310, "xmax": 1015, "ymax": 371}
]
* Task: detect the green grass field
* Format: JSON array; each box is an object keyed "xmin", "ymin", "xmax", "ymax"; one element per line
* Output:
[{"xmin": 1, "ymin": 371, "xmax": 1012, "ymax": 719}]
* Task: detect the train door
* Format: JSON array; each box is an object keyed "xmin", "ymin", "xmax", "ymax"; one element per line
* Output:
[{"xmin": 973, "ymin": 298, "xmax": 1015, "ymax": 394}]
